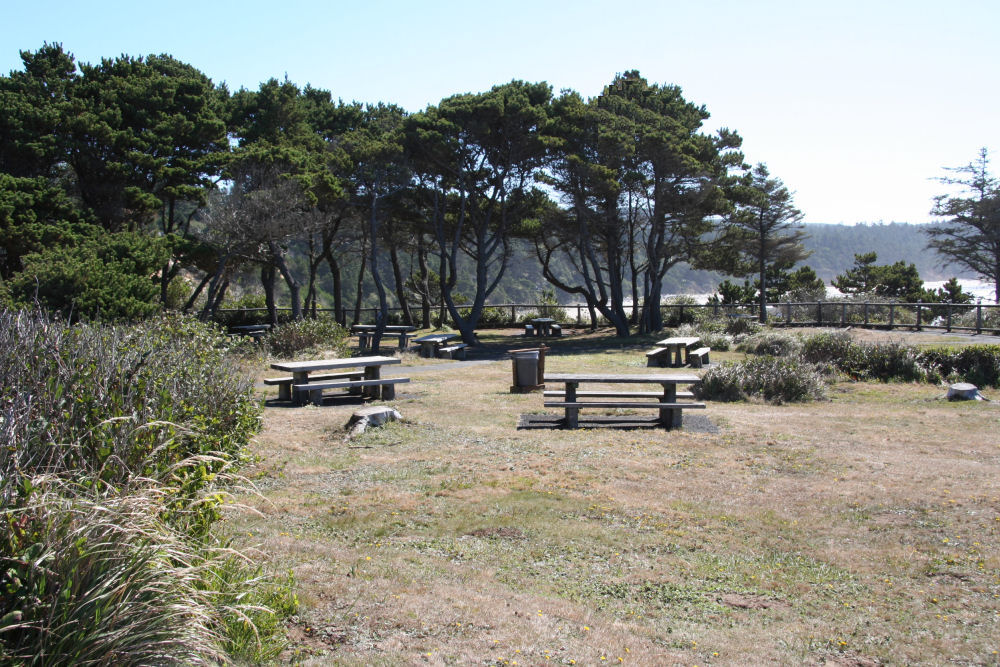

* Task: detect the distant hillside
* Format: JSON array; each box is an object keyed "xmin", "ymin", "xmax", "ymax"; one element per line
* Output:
[
  {"xmin": 799, "ymin": 222, "xmax": 967, "ymax": 283},
  {"xmin": 657, "ymin": 222, "xmax": 972, "ymax": 296}
]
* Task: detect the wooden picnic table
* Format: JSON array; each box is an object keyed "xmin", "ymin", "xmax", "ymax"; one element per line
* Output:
[
  {"xmin": 413, "ymin": 333, "xmax": 459, "ymax": 358},
  {"xmin": 269, "ymin": 356, "xmax": 405, "ymax": 405},
  {"xmin": 543, "ymin": 372, "xmax": 703, "ymax": 428},
  {"xmin": 652, "ymin": 336, "xmax": 701, "ymax": 367},
  {"xmin": 530, "ymin": 317, "xmax": 556, "ymax": 336},
  {"xmin": 351, "ymin": 324, "xmax": 416, "ymax": 350}
]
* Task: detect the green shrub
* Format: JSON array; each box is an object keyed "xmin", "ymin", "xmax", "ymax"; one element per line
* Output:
[
  {"xmin": 801, "ymin": 331, "xmax": 936, "ymax": 382},
  {"xmin": 697, "ymin": 356, "xmax": 828, "ymax": 403},
  {"xmin": 266, "ymin": 316, "xmax": 349, "ymax": 358},
  {"xmin": 0, "ymin": 312, "xmax": 260, "ymax": 501},
  {"xmin": 737, "ymin": 331, "xmax": 802, "ymax": 357},
  {"xmin": 696, "ymin": 330, "xmax": 732, "ymax": 352},
  {"xmin": 920, "ymin": 345, "xmax": 1000, "ymax": 387},
  {"xmin": 0, "ymin": 311, "xmax": 295, "ymax": 663},
  {"xmin": 858, "ymin": 341, "xmax": 936, "ymax": 383},
  {"xmin": 800, "ymin": 330, "xmax": 857, "ymax": 365},
  {"xmin": 725, "ymin": 316, "xmax": 762, "ymax": 336}
]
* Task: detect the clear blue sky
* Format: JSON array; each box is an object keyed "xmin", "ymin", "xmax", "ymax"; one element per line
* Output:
[{"xmin": 4, "ymin": 0, "xmax": 998, "ymax": 225}]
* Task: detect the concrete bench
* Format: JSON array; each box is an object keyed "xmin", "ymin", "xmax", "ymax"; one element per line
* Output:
[
  {"xmin": 292, "ymin": 377, "xmax": 410, "ymax": 405},
  {"xmin": 550, "ymin": 323, "xmax": 562, "ymax": 337},
  {"xmin": 264, "ymin": 371, "xmax": 364, "ymax": 401},
  {"xmin": 438, "ymin": 343, "xmax": 468, "ymax": 360},
  {"xmin": 524, "ymin": 324, "xmax": 535, "ymax": 336},
  {"xmin": 688, "ymin": 346, "xmax": 711, "ymax": 368},
  {"xmin": 645, "ymin": 347, "xmax": 673, "ymax": 367}
]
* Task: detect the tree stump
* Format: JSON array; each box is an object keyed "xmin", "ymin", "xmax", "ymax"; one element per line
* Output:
[
  {"xmin": 946, "ymin": 383, "xmax": 985, "ymax": 401},
  {"xmin": 345, "ymin": 406, "xmax": 402, "ymax": 438}
]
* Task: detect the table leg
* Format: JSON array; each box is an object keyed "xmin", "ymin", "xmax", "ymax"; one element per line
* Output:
[
  {"xmin": 565, "ymin": 382, "xmax": 579, "ymax": 428},
  {"xmin": 672, "ymin": 345, "xmax": 684, "ymax": 367},
  {"xmin": 658, "ymin": 383, "xmax": 680, "ymax": 427},
  {"xmin": 419, "ymin": 341, "xmax": 435, "ymax": 358},
  {"xmin": 292, "ymin": 371, "xmax": 310, "ymax": 406},
  {"xmin": 358, "ymin": 332, "xmax": 370, "ymax": 351},
  {"xmin": 363, "ymin": 365, "xmax": 381, "ymax": 399}
]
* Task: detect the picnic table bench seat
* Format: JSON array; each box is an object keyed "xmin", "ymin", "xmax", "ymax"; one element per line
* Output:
[
  {"xmin": 292, "ymin": 377, "xmax": 410, "ymax": 405},
  {"xmin": 438, "ymin": 343, "xmax": 468, "ymax": 360},
  {"xmin": 264, "ymin": 370, "xmax": 365, "ymax": 401},
  {"xmin": 688, "ymin": 346, "xmax": 711, "ymax": 368}
]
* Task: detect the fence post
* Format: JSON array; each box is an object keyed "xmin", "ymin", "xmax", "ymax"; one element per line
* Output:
[
  {"xmin": 916, "ymin": 303, "xmax": 922, "ymax": 331},
  {"xmin": 889, "ymin": 303, "xmax": 895, "ymax": 329},
  {"xmin": 946, "ymin": 303, "xmax": 952, "ymax": 332},
  {"xmin": 785, "ymin": 302, "xmax": 791, "ymax": 324},
  {"xmin": 841, "ymin": 302, "xmax": 847, "ymax": 326},
  {"xmin": 816, "ymin": 301, "xmax": 823, "ymax": 326},
  {"xmin": 977, "ymin": 303, "xmax": 983, "ymax": 334},
  {"xmin": 864, "ymin": 302, "xmax": 869, "ymax": 326}
]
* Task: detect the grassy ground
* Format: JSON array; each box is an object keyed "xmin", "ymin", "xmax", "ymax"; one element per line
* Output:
[{"xmin": 226, "ymin": 326, "xmax": 1000, "ymax": 666}]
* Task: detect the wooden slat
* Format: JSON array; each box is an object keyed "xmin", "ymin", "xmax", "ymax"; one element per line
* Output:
[
  {"xmin": 545, "ymin": 373, "xmax": 700, "ymax": 384},
  {"xmin": 264, "ymin": 371, "xmax": 363, "ymax": 385},
  {"xmin": 543, "ymin": 390, "xmax": 695, "ymax": 399},
  {"xmin": 293, "ymin": 377, "xmax": 410, "ymax": 391},
  {"xmin": 544, "ymin": 401, "xmax": 705, "ymax": 409}
]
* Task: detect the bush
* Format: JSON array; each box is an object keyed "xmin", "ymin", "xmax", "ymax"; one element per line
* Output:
[
  {"xmin": 800, "ymin": 331, "xmax": 937, "ymax": 383},
  {"xmin": 266, "ymin": 316, "xmax": 349, "ymax": 358},
  {"xmin": 858, "ymin": 340, "xmax": 936, "ymax": 383},
  {"xmin": 0, "ymin": 312, "xmax": 260, "ymax": 502},
  {"xmin": 725, "ymin": 316, "xmax": 762, "ymax": 336},
  {"xmin": 737, "ymin": 331, "xmax": 802, "ymax": 357},
  {"xmin": 800, "ymin": 330, "xmax": 857, "ymax": 365},
  {"xmin": 920, "ymin": 345, "xmax": 1000, "ymax": 387},
  {"xmin": 697, "ymin": 356, "xmax": 828, "ymax": 404},
  {"xmin": 0, "ymin": 311, "xmax": 295, "ymax": 662}
]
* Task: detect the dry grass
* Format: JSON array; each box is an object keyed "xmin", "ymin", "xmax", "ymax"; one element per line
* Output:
[{"xmin": 225, "ymin": 327, "xmax": 1000, "ymax": 665}]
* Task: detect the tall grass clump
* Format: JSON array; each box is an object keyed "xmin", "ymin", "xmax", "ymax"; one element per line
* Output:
[
  {"xmin": 0, "ymin": 310, "xmax": 294, "ymax": 662},
  {"xmin": 266, "ymin": 315, "xmax": 349, "ymax": 358},
  {"xmin": 696, "ymin": 356, "xmax": 828, "ymax": 404},
  {"xmin": 736, "ymin": 331, "xmax": 802, "ymax": 357}
]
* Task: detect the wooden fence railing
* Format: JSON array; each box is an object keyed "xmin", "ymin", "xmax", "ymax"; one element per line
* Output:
[{"xmin": 216, "ymin": 300, "xmax": 1000, "ymax": 335}]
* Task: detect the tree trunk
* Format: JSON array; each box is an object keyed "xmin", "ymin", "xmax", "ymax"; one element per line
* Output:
[
  {"xmin": 261, "ymin": 264, "xmax": 278, "ymax": 326},
  {"xmin": 389, "ymin": 244, "xmax": 414, "ymax": 326},
  {"xmin": 270, "ymin": 242, "xmax": 302, "ymax": 320},
  {"xmin": 416, "ymin": 234, "xmax": 431, "ymax": 329}
]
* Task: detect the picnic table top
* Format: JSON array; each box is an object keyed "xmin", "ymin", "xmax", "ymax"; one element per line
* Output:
[
  {"xmin": 545, "ymin": 373, "xmax": 700, "ymax": 384},
  {"xmin": 270, "ymin": 356, "xmax": 401, "ymax": 373},
  {"xmin": 350, "ymin": 324, "xmax": 417, "ymax": 332},
  {"xmin": 413, "ymin": 333, "xmax": 459, "ymax": 343},
  {"xmin": 655, "ymin": 336, "xmax": 701, "ymax": 346},
  {"xmin": 230, "ymin": 324, "xmax": 271, "ymax": 332},
  {"xmin": 530, "ymin": 317, "xmax": 556, "ymax": 323}
]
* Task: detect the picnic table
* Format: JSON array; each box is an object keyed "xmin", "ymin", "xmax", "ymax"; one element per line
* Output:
[
  {"xmin": 228, "ymin": 324, "xmax": 271, "ymax": 340},
  {"xmin": 529, "ymin": 317, "xmax": 557, "ymax": 336},
  {"xmin": 268, "ymin": 355, "xmax": 408, "ymax": 405},
  {"xmin": 650, "ymin": 336, "xmax": 701, "ymax": 367},
  {"xmin": 412, "ymin": 333, "xmax": 459, "ymax": 358},
  {"xmin": 543, "ymin": 372, "xmax": 704, "ymax": 428},
  {"xmin": 351, "ymin": 324, "xmax": 416, "ymax": 351}
]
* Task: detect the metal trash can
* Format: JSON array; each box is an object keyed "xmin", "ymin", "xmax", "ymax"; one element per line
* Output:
[
  {"xmin": 512, "ymin": 350, "xmax": 539, "ymax": 387},
  {"xmin": 509, "ymin": 345, "xmax": 547, "ymax": 393}
]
